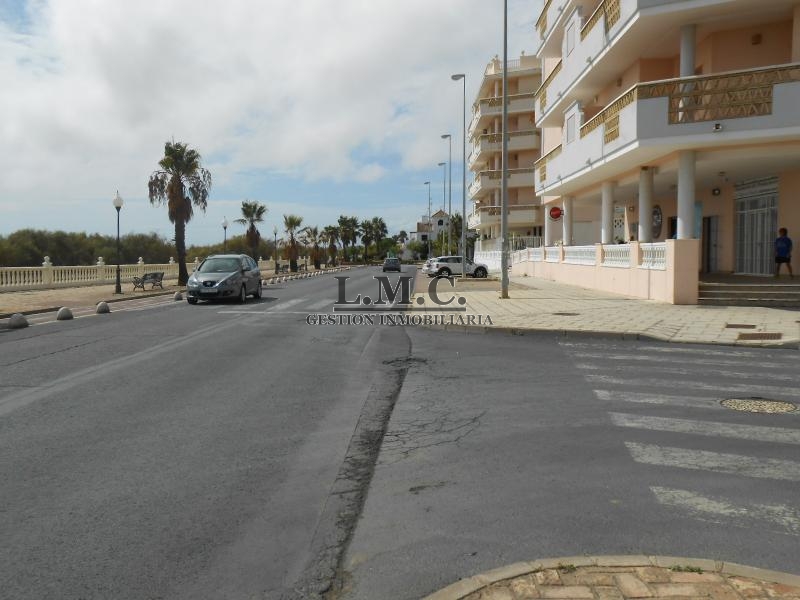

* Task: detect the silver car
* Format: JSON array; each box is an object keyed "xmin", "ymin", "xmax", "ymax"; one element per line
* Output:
[
  {"xmin": 424, "ymin": 255, "xmax": 488, "ymax": 278},
  {"xmin": 186, "ymin": 254, "xmax": 262, "ymax": 304}
]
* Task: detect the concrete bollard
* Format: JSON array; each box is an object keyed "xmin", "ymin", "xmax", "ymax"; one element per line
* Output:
[
  {"xmin": 96, "ymin": 302, "xmax": 110, "ymax": 314},
  {"xmin": 8, "ymin": 313, "xmax": 29, "ymax": 329},
  {"xmin": 56, "ymin": 307, "xmax": 73, "ymax": 321},
  {"xmin": 173, "ymin": 292, "xmax": 183, "ymax": 301}
]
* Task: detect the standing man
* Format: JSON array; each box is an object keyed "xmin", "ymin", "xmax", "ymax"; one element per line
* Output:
[{"xmin": 775, "ymin": 227, "xmax": 793, "ymax": 278}]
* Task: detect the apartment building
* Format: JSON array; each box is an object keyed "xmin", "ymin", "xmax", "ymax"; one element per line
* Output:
[
  {"xmin": 517, "ymin": 0, "xmax": 800, "ymax": 303},
  {"xmin": 469, "ymin": 54, "xmax": 544, "ymax": 269}
]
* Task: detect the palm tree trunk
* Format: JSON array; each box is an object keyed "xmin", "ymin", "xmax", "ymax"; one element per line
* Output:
[{"xmin": 175, "ymin": 219, "xmax": 189, "ymax": 285}]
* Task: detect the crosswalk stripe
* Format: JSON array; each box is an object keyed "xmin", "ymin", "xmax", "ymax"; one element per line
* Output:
[
  {"xmin": 651, "ymin": 486, "xmax": 800, "ymax": 536},
  {"xmin": 559, "ymin": 341, "xmax": 764, "ymax": 357},
  {"xmin": 594, "ymin": 389, "xmax": 725, "ymax": 410},
  {"xmin": 611, "ymin": 412, "xmax": 800, "ymax": 445},
  {"xmin": 572, "ymin": 352, "xmax": 790, "ymax": 371},
  {"xmin": 625, "ymin": 442, "xmax": 800, "ymax": 481},
  {"xmin": 577, "ymin": 363, "xmax": 799, "ymax": 382},
  {"xmin": 586, "ymin": 374, "xmax": 800, "ymax": 398}
]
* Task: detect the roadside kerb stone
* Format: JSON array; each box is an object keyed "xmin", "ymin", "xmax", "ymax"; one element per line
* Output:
[
  {"xmin": 7, "ymin": 313, "xmax": 29, "ymax": 329},
  {"xmin": 95, "ymin": 301, "xmax": 110, "ymax": 314},
  {"xmin": 422, "ymin": 556, "xmax": 800, "ymax": 600},
  {"xmin": 56, "ymin": 307, "xmax": 73, "ymax": 320}
]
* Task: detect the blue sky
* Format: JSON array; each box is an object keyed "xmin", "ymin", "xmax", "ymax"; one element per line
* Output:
[{"xmin": 1, "ymin": 0, "xmax": 542, "ymax": 248}]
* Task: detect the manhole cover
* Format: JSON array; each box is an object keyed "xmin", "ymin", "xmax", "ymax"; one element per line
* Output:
[
  {"xmin": 725, "ymin": 323, "xmax": 756, "ymax": 329},
  {"xmin": 552, "ymin": 312, "xmax": 580, "ymax": 316},
  {"xmin": 737, "ymin": 332, "xmax": 782, "ymax": 341},
  {"xmin": 721, "ymin": 397, "xmax": 796, "ymax": 413}
]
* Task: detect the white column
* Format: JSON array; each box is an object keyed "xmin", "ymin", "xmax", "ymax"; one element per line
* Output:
[
  {"xmin": 677, "ymin": 151, "xmax": 696, "ymax": 239},
  {"xmin": 638, "ymin": 167, "xmax": 654, "ymax": 243},
  {"xmin": 680, "ymin": 25, "xmax": 696, "ymax": 77},
  {"xmin": 545, "ymin": 204, "xmax": 555, "ymax": 245},
  {"xmin": 601, "ymin": 181, "xmax": 614, "ymax": 244},
  {"xmin": 562, "ymin": 196, "xmax": 574, "ymax": 246}
]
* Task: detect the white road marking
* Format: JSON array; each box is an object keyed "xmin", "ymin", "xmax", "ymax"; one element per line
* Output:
[
  {"xmin": 625, "ymin": 442, "xmax": 800, "ymax": 481},
  {"xmin": 307, "ymin": 299, "xmax": 333, "ymax": 311},
  {"xmin": 577, "ymin": 363, "xmax": 799, "ymax": 382},
  {"xmin": 218, "ymin": 298, "xmax": 307, "ymax": 314},
  {"xmin": 594, "ymin": 389, "xmax": 725, "ymax": 410},
  {"xmin": 651, "ymin": 486, "xmax": 800, "ymax": 536},
  {"xmin": 611, "ymin": 412, "xmax": 800, "ymax": 445},
  {"xmin": 573, "ymin": 351, "xmax": 790, "ymax": 370},
  {"xmin": 586, "ymin": 374, "xmax": 800, "ymax": 399}
]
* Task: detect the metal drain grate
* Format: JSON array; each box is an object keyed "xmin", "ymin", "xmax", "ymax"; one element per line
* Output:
[
  {"xmin": 721, "ymin": 397, "xmax": 796, "ymax": 413},
  {"xmin": 725, "ymin": 323, "xmax": 756, "ymax": 329},
  {"xmin": 737, "ymin": 332, "xmax": 782, "ymax": 341}
]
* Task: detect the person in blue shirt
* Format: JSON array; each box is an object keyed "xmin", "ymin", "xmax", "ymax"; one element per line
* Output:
[{"xmin": 775, "ymin": 227, "xmax": 793, "ymax": 278}]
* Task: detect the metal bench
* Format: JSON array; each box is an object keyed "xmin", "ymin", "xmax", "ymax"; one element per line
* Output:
[{"xmin": 132, "ymin": 271, "xmax": 165, "ymax": 291}]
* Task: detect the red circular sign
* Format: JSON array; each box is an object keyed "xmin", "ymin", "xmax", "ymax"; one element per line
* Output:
[{"xmin": 548, "ymin": 206, "xmax": 563, "ymax": 220}]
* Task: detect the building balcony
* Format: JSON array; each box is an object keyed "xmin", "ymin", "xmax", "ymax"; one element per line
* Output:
[
  {"xmin": 535, "ymin": 64, "xmax": 800, "ymax": 196},
  {"xmin": 468, "ymin": 130, "xmax": 541, "ymax": 169},
  {"xmin": 468, "ymin": 93, "xmax": 537, "ymax": 138},
  {"xmin": 468, "ymin": 204, "xmax": 541, "ymax": 230},
  {"xmin": 469, "ymin": 168, "xmax": 538, "ymax": 201}
]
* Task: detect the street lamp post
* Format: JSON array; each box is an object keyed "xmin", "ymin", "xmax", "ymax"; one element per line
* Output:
[
  {"xmin": 273, "ymin": 226, "xmax": 279, "ymax": 273},
  {"xmin": 424, "ymin": 181, "xmax": 431, "ymax": 258},
  {"xmin": 441, "ymin": 134, "xmax": 452, "ymax": 254},
  {"xmin": 452, "ymin": 73, "xmax": 466, "ymax": 277},
  {"xmin": 112, "ymin": 191, "xmax": 123, "ymax": 295},
  {"xmin": 500, "ymin": 0, "xmax": 510, "ymax": 299},
  {"xmin": 437, "ymin": 162, "xmax": 446, "ymax": 255},
  {"xmin": 222, "ymin": 217, "xmax": 229, "ymax": 252}
]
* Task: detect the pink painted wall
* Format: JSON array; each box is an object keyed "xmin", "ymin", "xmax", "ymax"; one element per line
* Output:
[
  {"xmin": 707, "ymin": 21, "xmax": 792, "ymax": 72},
  {"xmin": 778, "ymin": 169, "xmax": 800, "ymax": 237}
]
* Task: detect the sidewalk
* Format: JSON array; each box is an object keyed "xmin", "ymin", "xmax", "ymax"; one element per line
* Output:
[
  {"xmin": 0, "ymin": 283, "xmax": 180, "ymax": 317},
  {"xmin": 425, "ymin": 555, "xmax": 800, "ymax": 600},
  {"xmin": 411, "ymin": 274, "xmax": 800, "ymax": 348}
]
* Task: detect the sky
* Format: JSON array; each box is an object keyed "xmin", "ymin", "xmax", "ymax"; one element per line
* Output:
[{"xmin": 1, "ymin": 0, "xmax": 543, "ymax": 247}]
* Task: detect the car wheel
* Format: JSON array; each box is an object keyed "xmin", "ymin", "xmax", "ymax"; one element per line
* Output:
[
  {"xmin": 187, "ymin": 297, "xmax": 198, "ymax": 305},
  {"xmin": 253, "ymin": 280, "xmax": 262, "ymax": 299},
  {"xmin": 239, "ymin": 285, "xmax": 247, "ymax": 303},
  {"xmin": 474, "ymin": 267, "xmax": 487, "ymax": 278},
  {"xmin": 438, "ymin": 268, "xmax": 451, "ymax": 277}
]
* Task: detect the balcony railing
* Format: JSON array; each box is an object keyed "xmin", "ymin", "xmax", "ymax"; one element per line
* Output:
[
  {"xmin": 580, "ymin": 0, "xmax": 620, "ymax": 41},
  {"xmin": 536, "ymin": 0, "xmax": 553, "ymax": 39},
  {"xmin": 641, "ymin": 243, "xmax": 666, "ymax": 270},
  {"xmin": 563, "ymin": 245, "xmax": 597, "ymax": 265},
  {"xmin": 601, "ymin": 244, "xmax": 630, "ymax": 267},
  {"xmin": 468, "ymin": 204, "xmax": 541, "ymax": 228},
  {"xmin": 534, "ymin": 144, "xmax": 562, "ymax": 184},
  {"xmin": 469, "ymin": 130, "xmax": 541, "ymax": 166},
  {"xmin": 536, "ymin": 59, "xmax": 562, "ymax": 113}
]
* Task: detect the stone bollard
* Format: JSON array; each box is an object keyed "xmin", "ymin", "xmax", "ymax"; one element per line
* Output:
[
  {"xmin": 56, "ymin": 307, "xmax": 73, "ymax": 320},
  {"xmin": 173, "ymin": 292, "xmax": 183, "ymax": 301},
  {"xmin": 96, "ymin": 301, "xmax": 110, "ymax": 314},
  {"xmin": 8, "ymin": 313, "xmax": 29, "ymax": 329}
]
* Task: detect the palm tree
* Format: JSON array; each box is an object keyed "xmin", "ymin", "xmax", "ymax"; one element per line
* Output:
[
  {"xmin": 360, "ymin": 219, "xmax": 375, "ymax": 262},
  {"xmin": 301, "ymin": 226, "xmax": 323, "ymax": 270},
  {"xmin": 397, "ymin": 230, "xmax": 409, "ymax": 245},
  {"xmin": 148, "ymin": 141, "xmax": 212, "ymax": 285},
  {"xmin": 322, "ymin": 225, "xmax": 339, "ymax": 266},
  {"xmin": 370, "ymin": 216, "xmax": 388, "ymax": 259},
  {"xmin": 338, "ymin": 215, "xmax": 355, "ymax": 263},
  {"xmin": 283, "ymin": 214, "xmax": 304, "ymax": 272},
  {"xmin": 234, "ymin": 200, "xmax": 267, "ymax": 260}
]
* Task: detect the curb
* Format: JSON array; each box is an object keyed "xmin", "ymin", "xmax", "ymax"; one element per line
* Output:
[{"xmin": 423, "ymin": 555, "xmax": 800, "ymax": 600}]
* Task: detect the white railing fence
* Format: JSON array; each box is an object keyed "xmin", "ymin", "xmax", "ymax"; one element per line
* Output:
[
  {"xmin": 563, "ymin": 245, "xmax": 596, "ymax": 265},
  {"xmin": 640, "ymin": 242, "xmax": 666, "ymax": 270},
  {"xmin": 601, "ymin": 244, "xmax": 630, "ymax": 267}
]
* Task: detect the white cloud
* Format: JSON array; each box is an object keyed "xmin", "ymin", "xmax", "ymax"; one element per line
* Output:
[{"xmin": 0, "ymin": 0, "xmax": 542, "ymax": 240}]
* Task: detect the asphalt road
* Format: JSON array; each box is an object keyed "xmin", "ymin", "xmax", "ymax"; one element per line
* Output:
[
  {"xmin": 341, "ymin": 331, "xmax": 800, "ymax": 599},
  {"xmin": 0, "ymin": 266, "xmax": 410, "ymax": 600},
  {"xmin": 3, "ymin": 268, "xmax": 799, "ymax": 600}
]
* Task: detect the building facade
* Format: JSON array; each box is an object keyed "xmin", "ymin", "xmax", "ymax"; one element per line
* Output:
[
  {"xmin": 470, "ymin": 54, "xmax": 544, "ymax": 270},
  {"xmin": 514, "ymin": 0, "xmax": 800, "ymax": 303}
]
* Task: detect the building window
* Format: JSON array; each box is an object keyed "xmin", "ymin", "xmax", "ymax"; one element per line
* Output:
[
  {"xmin": 438, "ymin": 219, "xmax": 444, "ymax": 226},
  {"xmin": 565, "ymin": 23, "xmax": 575, "ymax": 56},
  {"xmin": 566, "ymin": 115, "xmax": 576, "ymax": 144}
]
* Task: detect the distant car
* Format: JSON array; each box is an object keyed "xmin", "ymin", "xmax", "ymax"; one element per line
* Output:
[
  {"xmin": 186, "ymin": 254, "xmax": 262, "ymax": 304},
  {"xmin": 382, "ymin": 257, "xmax": 402, "ymax": 272},
  {"xmin": 424, "ymin": 255, "xmax": 488, "ymax": 278}
]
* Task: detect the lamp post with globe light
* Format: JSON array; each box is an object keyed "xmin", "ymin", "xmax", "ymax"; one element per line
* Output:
[
  {"xmin": 424, "ymin": 181, "xmax": 431, "ymax": 258},
  {"xmin": 273, "ymin": 226, "xmax": 279, "ymax": 274},
  {"xmin": 437, "ymin": 162, "xmax": 446, "ymax": 255},
  {"xmin": 222, "ymin": 217, "xmax": 229, "ymax": 252},
  {"xmin": 113, "ymin": 191, "xmax": 123, "ymax": 294}
]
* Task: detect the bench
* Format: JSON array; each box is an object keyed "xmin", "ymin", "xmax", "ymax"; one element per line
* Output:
[{"xmin": 132, "ymin": 271, "xmax": 165, "ymax": 291}]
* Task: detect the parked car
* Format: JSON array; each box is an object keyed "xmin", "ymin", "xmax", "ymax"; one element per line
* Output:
[
  {"xmin": 186, "ymin": 254, "xmax": 262, "ymax": 304},
  {"xmin": 423, "ymin": 255, "xmax": 488, "ymax": 278},
  {"xmin": 382, "ymin": 257, "xmax": 402, "ymax": 272}
]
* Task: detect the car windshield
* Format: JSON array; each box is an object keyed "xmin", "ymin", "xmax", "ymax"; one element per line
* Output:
[{"xmin": 197, "ymin": 257, "xmax": 241, "ymax": 273}]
